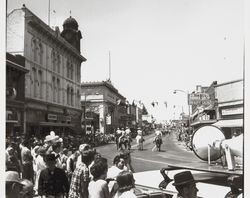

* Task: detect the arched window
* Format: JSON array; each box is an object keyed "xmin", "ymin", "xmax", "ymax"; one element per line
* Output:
[
  {"xmin": 71, "ymin": 87, "xmax": 74, "ymax": 106},
  {"xmin": 57, "ymin": 78, "xmax": 60, "ymax": 103},
  {"xmin": 38, "ymin": 42, "xmax": 43, "ymax": 65},
  {"xmin": 67, "ymin": 85, "xmax": 70, "ymax": 105},
  {"xmin": 57, "ymin": 54, "xmax": 61, "ymax": 74},
  {"xmin": 32, "ymin": 67, "xmax": 37, "ymax": 97},
  {"xmin": 31, "ymin": 38, "xmax": 37, "ymax": 62},
  {"xmin": 67, "ymin": 61, "xmax": 70, "ymax": 78},
  {"xmin": 38, "ymin": 70, "xmax": 43, "ymax": 98},
  {"xmin": 52, "ymin": 76, "xmax": 56, "ymax": 102},
  {"xmin": 77, "ymin": 89, "xmax": 80, "ymax": 108},
  {"xmin": 51, "ymin": 50, "xmax": 56, "ymax": 72},
  {"xmin": 71, "ymin": 63, "xmax": 74, "ymax": 80}
]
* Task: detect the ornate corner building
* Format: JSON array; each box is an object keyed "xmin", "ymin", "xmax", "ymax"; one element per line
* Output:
[{"xmin": 7, "ymin": 5, "xmax": 86, "ymax": 138}]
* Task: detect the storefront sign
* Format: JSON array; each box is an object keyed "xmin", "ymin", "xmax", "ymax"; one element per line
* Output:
[
  {"xmin": 188, "ymin": 93, "xmax": 211, "ymax": 105},
  {"xmin": 106, "ymin": 114, "xmax": 111, "ymax": 125},
  {"xmin": 222, "ymin": 107, "xmax": 243, "ymax": 116},
  {"xmin": 6, "ymin": 110, "xmax": 18, "ymax": 121},
  {"xmin": 47, "ymin": 113, "xmax": 57, "ymax": 121}
]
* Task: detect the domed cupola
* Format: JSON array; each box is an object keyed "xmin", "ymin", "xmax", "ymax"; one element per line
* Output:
[
  {"xmin": 61, "ymin": 16, "xmax": 82, "ymax": 52},
  {"xmin": 63, "ymin": 16, "xmax": 79, "ymax": 30}
]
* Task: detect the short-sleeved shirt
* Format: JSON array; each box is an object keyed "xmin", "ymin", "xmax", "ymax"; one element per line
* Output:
[
  {"xmin": 88, "ymin": 179, "xmax": 109, "ymax": 198},
  {"xmin": 114, "ymin": 189, "xmax": 137, "ymax": 198},
  {"xmin": 68, "ymin": 163, "xmax": 90, "ymax": 198}
]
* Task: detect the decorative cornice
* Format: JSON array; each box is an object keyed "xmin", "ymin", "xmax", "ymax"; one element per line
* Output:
[{"xmin": 22, "ymin": 7, "xmax": 86, "ymax": 62}]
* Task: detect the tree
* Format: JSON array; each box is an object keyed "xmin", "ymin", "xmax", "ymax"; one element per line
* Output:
[{"xmin": 142, "ymin": 105, "xmax": 148, "ymax": 115}]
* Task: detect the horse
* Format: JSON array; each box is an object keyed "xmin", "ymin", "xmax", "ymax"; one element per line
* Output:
[
  {"xmin": 119, "ymin": 136, "xmax": 130, "ymax": 150},
  {"xmin": 155, "ymin": 136, "xmax": 162, "ymax": 151}
]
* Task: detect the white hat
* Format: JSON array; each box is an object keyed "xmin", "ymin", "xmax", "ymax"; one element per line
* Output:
[
  {"xmin": 79, "ymin": 144, "xmax": 90, "ymax": 153},
  {"xmin": 6, "ymin": 171, "xmax": 23, "ymax": 185}
]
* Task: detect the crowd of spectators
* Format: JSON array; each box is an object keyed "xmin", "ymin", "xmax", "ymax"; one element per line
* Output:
[{"xmin": 5, "ymin": 131, "xmax": 136, "ymax": 198}]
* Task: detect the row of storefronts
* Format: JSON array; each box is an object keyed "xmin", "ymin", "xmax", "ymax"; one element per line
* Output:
[
  {"xmin": 81, "ymin": 80, "xmax": 143, "ymax": 134},
  {"xmin": 190, "ymin": 79, "xmax": 243, "ymax": 139}
]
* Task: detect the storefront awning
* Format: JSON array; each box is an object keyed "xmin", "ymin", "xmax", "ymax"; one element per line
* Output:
[
  {"xmin": 212, "ymin": 119, "xmax": 243, "ymax": 128},
  {"xmin": 6, "ymin": 120, "xmax": 18, "ymax": 124},
  {"xmin": 191, "ymin": 119, "xmax": 217, "ymax": 126},
  {"xmin": 39, "ymin": 122, "xmax": 74, "ymax": 127}
]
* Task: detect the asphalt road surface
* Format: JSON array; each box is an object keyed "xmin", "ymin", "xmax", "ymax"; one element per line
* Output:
[{"xmin": 96, "ymin": 132, "xmax": 203, "ymax": 172}]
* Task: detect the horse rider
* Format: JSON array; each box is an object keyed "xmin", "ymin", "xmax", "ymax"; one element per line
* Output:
[
  {"xmin": 115, "ymin": 128, "xmax": 122, "ymax": 150},
  {"xmin": 153, "ymin": 129, "xmax": 163, "ymax": 151},
  {"xmin": 118, "ymin": 129, "xmax": 127, "ymax": 150},
  {"xmin": 136, "ymin": 128, "xmax": 144, "ymax": 150},
  {"xmin": 125, "ymin": 127, "xmax": 132, "ymax": 149}
]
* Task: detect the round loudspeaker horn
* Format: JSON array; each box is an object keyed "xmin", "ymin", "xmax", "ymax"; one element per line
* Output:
[{"xmin": 191, "ymin": 125, "xmax": 225, "ymax": 161}]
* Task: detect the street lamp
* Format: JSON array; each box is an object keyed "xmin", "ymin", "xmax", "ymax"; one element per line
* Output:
[{"xmin": 173, "ymin": 89, "xmax": 191, "ymax": 134}]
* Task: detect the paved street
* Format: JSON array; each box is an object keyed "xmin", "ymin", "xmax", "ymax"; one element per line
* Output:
[{"xmin": 96, "ymin": 132, "xmax": 202, "ymax": 172}]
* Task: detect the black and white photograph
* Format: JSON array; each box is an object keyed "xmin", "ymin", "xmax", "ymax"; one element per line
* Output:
[{"xmin": 3, "ymin": 0, "xmax": 248, "ymax": 197}]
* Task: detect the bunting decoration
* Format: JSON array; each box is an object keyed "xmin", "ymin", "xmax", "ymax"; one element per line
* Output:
[
  {"xmin": 151, "ymin": 101, "xmax": 159, "ymax": 107},
  {"xmin": 164, "ymin": 101, "xmax": 168, "ymax": 109}
]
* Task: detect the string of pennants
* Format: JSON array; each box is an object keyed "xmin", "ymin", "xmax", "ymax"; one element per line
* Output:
[
  {"xmin": 117, "ymin": 99, "xmax": 168, "ymax": 109},
  {"xmin": 151, "ymin": 101, "xmax": 168, "ymax": 109}
]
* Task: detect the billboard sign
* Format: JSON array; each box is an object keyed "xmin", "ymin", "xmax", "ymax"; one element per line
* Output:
[{"xmin": 188, "ymin": 93, "xmax": 211, "ymax": 105}]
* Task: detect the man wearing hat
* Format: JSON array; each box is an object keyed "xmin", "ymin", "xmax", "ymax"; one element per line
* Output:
[
  {"xmin": 76, "ymin": 144, "xmax": 91, "ymax": 168},
  {"xmin": 6, "ymin": 171, "xmax": 24, "ymax": 198},
  {"xmin": 38, "ymin": 153, "xmax": 69, "ymax": 198},
  {"xmin": 172, "ymin": 171, "xmax": 198, "ymax": 198}
]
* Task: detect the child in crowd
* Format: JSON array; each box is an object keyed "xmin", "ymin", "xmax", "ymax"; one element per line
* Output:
[{"xmin": 114, "ymin": 171, "xmax": 136, "ymax": 198}]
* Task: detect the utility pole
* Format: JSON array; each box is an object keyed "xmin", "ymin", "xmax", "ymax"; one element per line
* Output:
[
  {"xmin": 109, "ymin": 51, "xmax": 111, "ymax": 80},
  {"xmin": 48, "ymin": 0, "xmax": 51, "ymax": 26}
]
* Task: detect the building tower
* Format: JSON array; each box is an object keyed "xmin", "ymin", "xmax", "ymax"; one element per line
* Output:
[{"xmin": 61, "ymin": 16, "xmax": 82, "ymax": 52}]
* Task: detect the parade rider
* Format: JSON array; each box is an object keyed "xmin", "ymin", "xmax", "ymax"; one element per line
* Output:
[{"xmin": 136, "ymin": 128, "xmax": 144, "ymax": 150}]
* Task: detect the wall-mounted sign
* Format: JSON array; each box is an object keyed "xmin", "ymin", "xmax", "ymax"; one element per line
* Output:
[
  {"xmin": 47, "ymin": 114, "xmax": 57, "ymax": 121},
  {"xmin": 6, "ymin": 87, "xmax": 17, "ymax": 99},
  {"xmin": 106, "ymin": 114, "xmax": 111, "ymax": 125},
  {"xmin": 188, "ymin": 93, "xmax": 211, "ymax": 105},
  {"xmin": 221, "ymin": 107, "xmax": 243, "ymax": 116}
]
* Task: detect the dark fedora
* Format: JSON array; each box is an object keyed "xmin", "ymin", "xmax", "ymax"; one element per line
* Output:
[
  {"xmin": 44, "ymin": 153, "xmax": 58, "ymax": 162},
  {"xmin": 172, "ymin": 171, "xmax": 196, "ymax": 186}
]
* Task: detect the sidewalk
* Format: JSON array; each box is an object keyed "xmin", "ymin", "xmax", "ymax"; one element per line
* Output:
[{"xmin": 169, "ymin": 133, "xmax": 192, "ymax": 152}]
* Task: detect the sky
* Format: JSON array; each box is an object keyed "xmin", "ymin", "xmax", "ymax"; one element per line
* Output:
[{"xmin": 6, "ymin": 0, "xmax": 245, "ymax": 121}]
